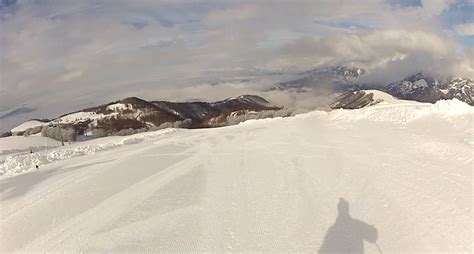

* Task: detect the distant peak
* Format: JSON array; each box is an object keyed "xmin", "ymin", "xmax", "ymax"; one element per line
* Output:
[
  {"xmin": 119, "ymin": 96, "xmax": 147, "ymax": 102},
  {"xmin": 233, "ymin": 95, "xmax": 271, "ymax": 106},
  {"xmin": 408, "ymin": 72, "xmax": 427, "ymax": 79},
  {"xmin": 117, "ymin": 97, "xmax": 151, "ymax": 106}
]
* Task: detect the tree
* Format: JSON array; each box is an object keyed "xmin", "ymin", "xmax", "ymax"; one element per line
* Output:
[{"xmin": 41, "ymin": 125, "xmax": 77, "ymax": 141}]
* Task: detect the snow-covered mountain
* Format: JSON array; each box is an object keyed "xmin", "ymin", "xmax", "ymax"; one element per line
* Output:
[
  {"xmin": 6, "ymin": 95, "xmax": 280, "ymax": 139},
  {"xmin": 1, "ymin": 98, "xmax": 471, "ymax": 252},
  {"xmin": 153, "ymin": 94, "xmax": 274, "ymax": 124},
  {"xmin": 382, "ymin": 73, "xmax": 473, "ymax": 105},
  {"xmin": 441, "ymin": 77, "xmax": 473, "ymax": 105},
  {"xmin": 275, "ymin": 66, "xmax": 474, "ymax": 105}
]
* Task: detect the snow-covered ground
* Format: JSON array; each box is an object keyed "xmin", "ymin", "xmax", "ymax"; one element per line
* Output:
[
  {"xmin": 365, "ymin": 90, "xmax": 416, "ymax": 104},
  {"xmin": 0, "ymin": 136, "xmax": 61, "ymax": 163},
  {"xmin": 0, "ymin": 99, "xmax": 472, "ymax": 252}
]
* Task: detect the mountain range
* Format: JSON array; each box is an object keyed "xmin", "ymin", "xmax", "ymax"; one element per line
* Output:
[
  {"xmin": 6, "ymin": 95, "xmax": 281, "ymax": 140},
  {"xmin": 275, "ymin": 66, "xmax": 473, "ymax": 106},
  {"xmin": 5, "ymin": 65, "xmax": 473, "ymax": 140}
]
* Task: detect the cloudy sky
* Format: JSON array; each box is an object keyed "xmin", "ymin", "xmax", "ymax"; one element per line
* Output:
[{"xmin": 0, "ymin": 0, "xmax": 473, "ymax": 130}]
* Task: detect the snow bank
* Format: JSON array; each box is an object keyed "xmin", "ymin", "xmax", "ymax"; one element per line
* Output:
[
  {"xmin": 0, "ymin": 129, "xmax": 177, "ymax": 178},
  {"xmin": 329, "ymin": 99, "xmax": 473, "ymax": 123}
]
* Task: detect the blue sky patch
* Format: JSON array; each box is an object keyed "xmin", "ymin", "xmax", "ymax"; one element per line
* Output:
[
  {"xmin": 388, "ymin": 0, "xmax": 422, "ymax": 8},
  {"xmin": 457, "ymin": 35, "xmax": 474, "ymax": 47}
]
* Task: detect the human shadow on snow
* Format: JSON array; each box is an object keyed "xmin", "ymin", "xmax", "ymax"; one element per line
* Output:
[{"xmin": 319, "ymin": 198, "xmax": 379, "ymax": 254}]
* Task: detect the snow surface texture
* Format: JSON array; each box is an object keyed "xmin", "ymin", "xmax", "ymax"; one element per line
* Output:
[
  {"xmin": 0, "ymin": 99, "xmax": 472, "ymax": 252},
  {"xmin": 0, "ymin": 129, "xmax": 177, "ymax": 177}
]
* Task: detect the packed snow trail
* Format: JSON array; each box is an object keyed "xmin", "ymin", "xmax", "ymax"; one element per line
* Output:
[{"xmin": 0, "ymin": 101, "xmax": 472, "ymax": 252}]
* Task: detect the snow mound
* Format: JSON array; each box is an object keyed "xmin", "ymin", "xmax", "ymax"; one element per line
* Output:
[
  {"xmin": 329, "ymin": 99, "xmax": 473, "ymax": 123},
  {"xmin": 424, "ymin": 98, "xmax": 473, "ymax": 115},
  {"xmin": 364, "ymin": 90, "xmax": 414, "ymax": 104},
  {"xmin": 11, "ymin": 120, "xmax": 46, "ymax": 133},
  {"xmin": 0, "ymin": 129, "xmax": 177, "ymax": 178}
]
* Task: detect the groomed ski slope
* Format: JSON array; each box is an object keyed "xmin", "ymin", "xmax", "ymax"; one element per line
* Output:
[{"xmin": 0, "ymin": 99, "xmax": 472, "ymax": 253}]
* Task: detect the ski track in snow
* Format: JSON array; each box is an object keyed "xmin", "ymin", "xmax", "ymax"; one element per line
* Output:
[{"xmin": 0, "ymin": 101, "xmax": 472, "ymax": 252}]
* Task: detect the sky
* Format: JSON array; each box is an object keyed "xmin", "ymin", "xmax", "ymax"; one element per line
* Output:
[{"xmin": 0, "ymin": 0, "xmax": 473, "ymax": 130}]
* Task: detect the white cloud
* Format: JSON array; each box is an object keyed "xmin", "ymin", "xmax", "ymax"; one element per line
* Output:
[
  {"xmin": 57, "ymin": 70, "xmax": 84, "ymax": 82},
  {"xmin": 270, "ymin": 30, "xmax": 453, "ymax": 69},
  {"xmin": 0, "ymin": 0, "xmax": 471, "ymax": 131},
  {"xmin": 421, "ymin": 0, "xmax": 454, "ymax": 15},
  {"xmin": 454, "ymin": 23, "xmax": 474, "ymax": 36}
]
